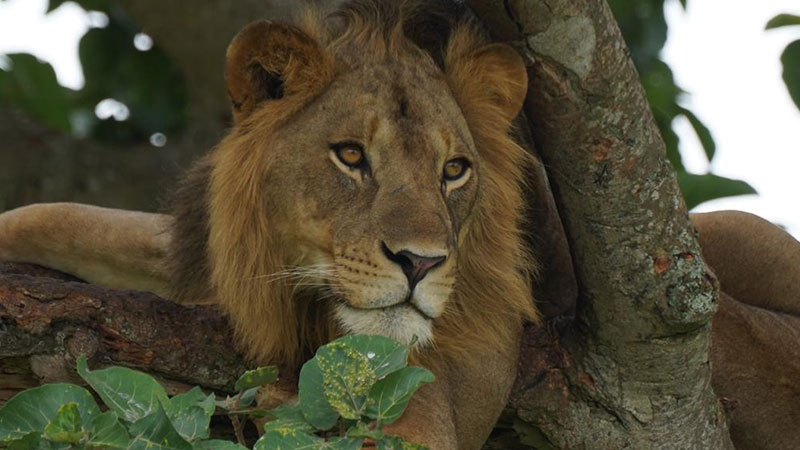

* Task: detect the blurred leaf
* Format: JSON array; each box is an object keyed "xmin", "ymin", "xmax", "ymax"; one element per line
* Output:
[
  {"xmin": 0, "ymin": 384, "xmax": 99, "ymax": 443},
  {"xmin": 780, "ymin": 40, "xmax": 800, "ymax": 111},
  {"xmin": 365, "ymin": 367, "xmax": 434, "ymax": 425},
  {"xmin": 325, "ymin": 437, "xmax": 365, "ymax": 449},
  {"xmin": 192, "ymin": 440, "xmax": 248, "ymax": 450},
  {"xmin": 298, "ymin": 359, "xmax": 340, "ymax": 430},
  {"xmin": 677, "ymin": 172, "xmax": 757, "ymax": 209},
  {"xmin": 48, "ymin": 0, "xmax": 111, "ymax": 12},
  {"xmin": 376, "ymin": 435, "xmax": 427, "ymax": 450},
  {"xmin": 262, "ymin": 418, "xmax": 315, "ymax": 435},
  {"xmin": 166, "ymin": 387, "xmax": 215, "ymax": 442},
  {"xmin": 607, "ymin": 0, "xmax": 668, "ymax": 71},
  {"xmin": 128, "ymin": 403, "xmax": 192, "ymax": 450},
  {"xmin": 77, "ymin": 18, "xmax": 186, "ymax": 143},
  {"xmin": 87, "ymin": 411, "xmax": 130, "ymax": 449},
  {"xmin": 3, "ymin": 432, "xmax": 43, "ymax": 450},
  {"xmin": 269, "ymin": 402, "xmax": 307, "ymax": 422},
  {"xmin": 0, "ymin": 54, "xmax": 71, "ymax": 132},
  {"xmin": 235, "ymin": 366, "xmax": 279, "ymax": 391},
  {"xmin": 678, "ymin": 106, "xmax": 716, "ymax": 162},
  {"xmin": 253, "ymin": 429, "xmax": 325, "ymax": 450},
  {"xmin": 766, "ymin": 14, "xmax": 800, "ymax": 30},
  {"xmin": 43, "ymin": 403, "xmax": 85, "ymax": 444},
  {"xmin": 77, "ymin": 355, "xmax": 170, "ymax": 423},
  {"xmin": 239, "ymin": 387, "xmax": 260, "ymax": 407}
]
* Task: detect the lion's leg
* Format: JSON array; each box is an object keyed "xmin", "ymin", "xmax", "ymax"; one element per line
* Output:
[
  {"xmin": 691, "ymin": 210, "xmax": 800, "ymax": 316},
  {"xmin": 0, "ymin": 203, "xmax": 172, "ymax": 297}
]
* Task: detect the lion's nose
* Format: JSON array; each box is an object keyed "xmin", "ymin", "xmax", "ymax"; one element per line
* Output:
[{"xmin": 381, "ymin": 242, "xmax": 446, "ymax": 290}]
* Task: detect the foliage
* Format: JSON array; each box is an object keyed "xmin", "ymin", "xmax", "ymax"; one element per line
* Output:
[
  {"xmin": 0, "ymin": 336, "xmax": 432, "ymax": 450},
  {"xmin": 608, "ymin": 0, "xmax": 756, "ymax": 209},
  {"xmin": 766, "ymin": 14, "xmax": 800, "ymax": 112},
  {"xmin": 0, "ymin": 0, "xmax": 186, "ymax": 145}
]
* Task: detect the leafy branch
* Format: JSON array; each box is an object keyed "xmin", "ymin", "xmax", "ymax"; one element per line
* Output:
[{"xmin": 0, "ymin": 335, "xmax": 433, "ymax": 450}]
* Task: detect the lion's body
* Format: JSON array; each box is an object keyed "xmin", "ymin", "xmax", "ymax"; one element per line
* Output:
[{"xmin": 1, "ymin": 1, "xmax": 800, "ymax": 449}]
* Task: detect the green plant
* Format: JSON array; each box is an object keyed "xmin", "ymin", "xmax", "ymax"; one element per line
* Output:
[
  {"xmin": 766, "ymin": 13, "xmax": 800, "ymax": 111},
  {"xmin": 0, "ymin": 335, "xmax": 433, "ymax": 450}
]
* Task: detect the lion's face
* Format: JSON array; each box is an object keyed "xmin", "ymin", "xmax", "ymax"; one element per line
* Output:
[
  {"xmin": 212, "ymin": 14, "xmax": 533, "ymax": 364},
  {"xmin": 266, "ymin": 61, "xmax": 478, "ymax": 345}
]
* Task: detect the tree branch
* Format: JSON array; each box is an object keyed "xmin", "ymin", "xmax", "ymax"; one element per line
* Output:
[{"xmin": 0, "ymin": 263, "xmax": 250, "ymax": 402}]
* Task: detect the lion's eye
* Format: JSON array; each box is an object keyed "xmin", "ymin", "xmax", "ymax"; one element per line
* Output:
[
  {"xmin": 443, "ymin": 158, "xmax": 470, "ymax": 181},
  {"xmin": 331, "ymin": 142, "xmax": 365, "ymax": 168}
]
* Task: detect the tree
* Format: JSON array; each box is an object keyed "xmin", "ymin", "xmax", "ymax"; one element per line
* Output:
[{"xmin": 2, "ymin": 0, "xmax": 797, "ymax": 448}]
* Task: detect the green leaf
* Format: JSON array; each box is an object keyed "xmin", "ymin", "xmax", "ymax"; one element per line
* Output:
[
  {"xmin": 781, "ymin": 40, "xmax": 800, "ymax": 111},
  {"xmin": 365, "ymin": 367, "xmax": 434, "ymax": 425},
  {"xmin": 0, "ymin": 383, "xmax": 100, "ymax": 443},
  {"xmin": 166, "ymin": 387, "xmax": 215, "ymax": 441},
  {"xmin": 330, "ymin": 335, "xmax": 409, "ymax": 379},
  {"xmin": 678, "ymin": 107, "xmax": 715, "ymax": 162},
  {"xmin": 316, "ymin": 342, "xmax": 377, "ymax": 420},
  {"xmin": 235, "ymin": 366, "xmax": 279, "ymax": 391},
  {"xmin": 77, "ymin": 355, "xmax": 170, "ymax": 423},
  {"xmin": 298, "ymin": 359, "xmax": 340, "ymax": 431},
  {"xmin": 239, "ymin": 387, "xmax": 260, "ymax": 407},
  {"xmin": 127, "ymin": 403, "xmax": 192, "ymax": 450},
  {"xmin": 87, "ymin": 411, "xmax": 130, "ymax": 449},
  {"xmin": 192, "ymin": 440, "xmax": 248, "ymax": 450},
  {"xmin": 346, "ymin": 422, "xmax": 383, "ymax": 441},
  {"xmin": 253, "ymin": 429, "xmax": 325, "ymax": 450},
  {"xmin": 376, "ymin": 435, "xmax": 428, "ymax": 450},
  {"xmin": 677, "ymin": 172, "xmax": 757, "ymax": 209},
  {"xmin": 4, "ymin": 432, "xmax": 42, "ymax": 450},
  {"xmin": 43, "ymin": 402, "xmax": 85, "ymax": 444},
  {"xmin": 766, "ymin": 14, "xmax": 800, "ymax": 30},
  {"xmin": 0, "ymin": 54, "xmax": 71, "ymax": 132},
  {"xmin": 269, "ymin": 402, "xmax": 307, "ymax": 422},
  {"xmin": 324, "ymin": 437, "xmax": 365, "ymax": 449},
  {"xmin": 262, "ymin": 418, "xmax": 315, "ymax": 435},
  {"xmin": 48, "ymin": 0, "xmax": 111, "ymax": 13}
]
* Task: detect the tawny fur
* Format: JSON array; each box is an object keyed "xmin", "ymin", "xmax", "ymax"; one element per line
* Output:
[{"xmin": 169, "ymin": 1, "xmax": 538, "ymax": 370}]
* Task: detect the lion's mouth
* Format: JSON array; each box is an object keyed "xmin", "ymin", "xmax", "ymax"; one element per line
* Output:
[{"xmin": 339, "ymin": 298, "xmax": 435, "ymax": 321}]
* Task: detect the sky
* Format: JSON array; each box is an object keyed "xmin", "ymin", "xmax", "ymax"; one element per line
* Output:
[{"xmin": 0, "ymin": 0, "xmax": 799, "ymax": 237}]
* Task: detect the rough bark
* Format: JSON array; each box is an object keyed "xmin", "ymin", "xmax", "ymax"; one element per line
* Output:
[
  {"xmin": 0, "ymin": 263, "xmax": 250, "ymax": 403},
  {"xmin": 469, "ymin": 0, "xmax": 733, "ymax": 448}
]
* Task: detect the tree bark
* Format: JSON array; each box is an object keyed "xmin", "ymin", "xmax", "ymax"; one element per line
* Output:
[
  {"xmin": 0, "ymin": 263, "xmax": 250, "ymax": 403},
  {"xmin": 468, "ymin": 0, "xmax": 733, "ymax": 448}
]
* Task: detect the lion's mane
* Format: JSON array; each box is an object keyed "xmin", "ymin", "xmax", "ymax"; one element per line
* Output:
[{"xmin": 167, "ymin": 0, "xmax": 538, "ymax": 368}]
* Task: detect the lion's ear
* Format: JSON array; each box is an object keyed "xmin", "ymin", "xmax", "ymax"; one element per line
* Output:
[
  {"xmin": 446, "ymin": 42, "xmax": 528, "ymax": 125},
  {"xmin": 225, "ymin": 20, "xmax": 333, "ymax": 121}
]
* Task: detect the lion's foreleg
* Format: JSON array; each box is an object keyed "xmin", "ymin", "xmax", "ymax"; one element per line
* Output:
[{"xmin": 0, "ymin": 203, "xmax": 172, "ymax": 297}]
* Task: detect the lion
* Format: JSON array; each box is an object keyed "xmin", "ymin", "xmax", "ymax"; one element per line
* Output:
[
  {"xmin": 0, "ymin": 1, "xmax": 537, "ymax": 448},
  {"xmin": 3, "ymin": 1, "xmax": 800, "ymax": 449}
]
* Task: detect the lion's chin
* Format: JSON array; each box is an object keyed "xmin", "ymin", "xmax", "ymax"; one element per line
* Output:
[{"xmin": 334, "ymin": 302, "xmax": 434, "ymax": 347}]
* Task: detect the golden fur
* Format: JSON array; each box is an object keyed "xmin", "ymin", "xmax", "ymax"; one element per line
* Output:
[{"xmin": 200, "ymin": 1, "xmax": 538, "ymax": 368}]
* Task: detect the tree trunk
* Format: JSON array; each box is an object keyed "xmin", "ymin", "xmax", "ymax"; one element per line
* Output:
[
  {"xmin": 469, "ymin": 0, "xmax": 732, "ymax": 448},
  {"xmin": 0, "ymin": 0, "xmax": 734, "ymax": 448}
]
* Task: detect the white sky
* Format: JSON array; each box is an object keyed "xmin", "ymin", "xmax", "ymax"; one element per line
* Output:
[
  {"xmin": 663, "ymin": 0, "xmax": 800, "ymax": 237},
  {"xmin": 0, "ymin": 0, "xmax": 798, "ymax": 237}
]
